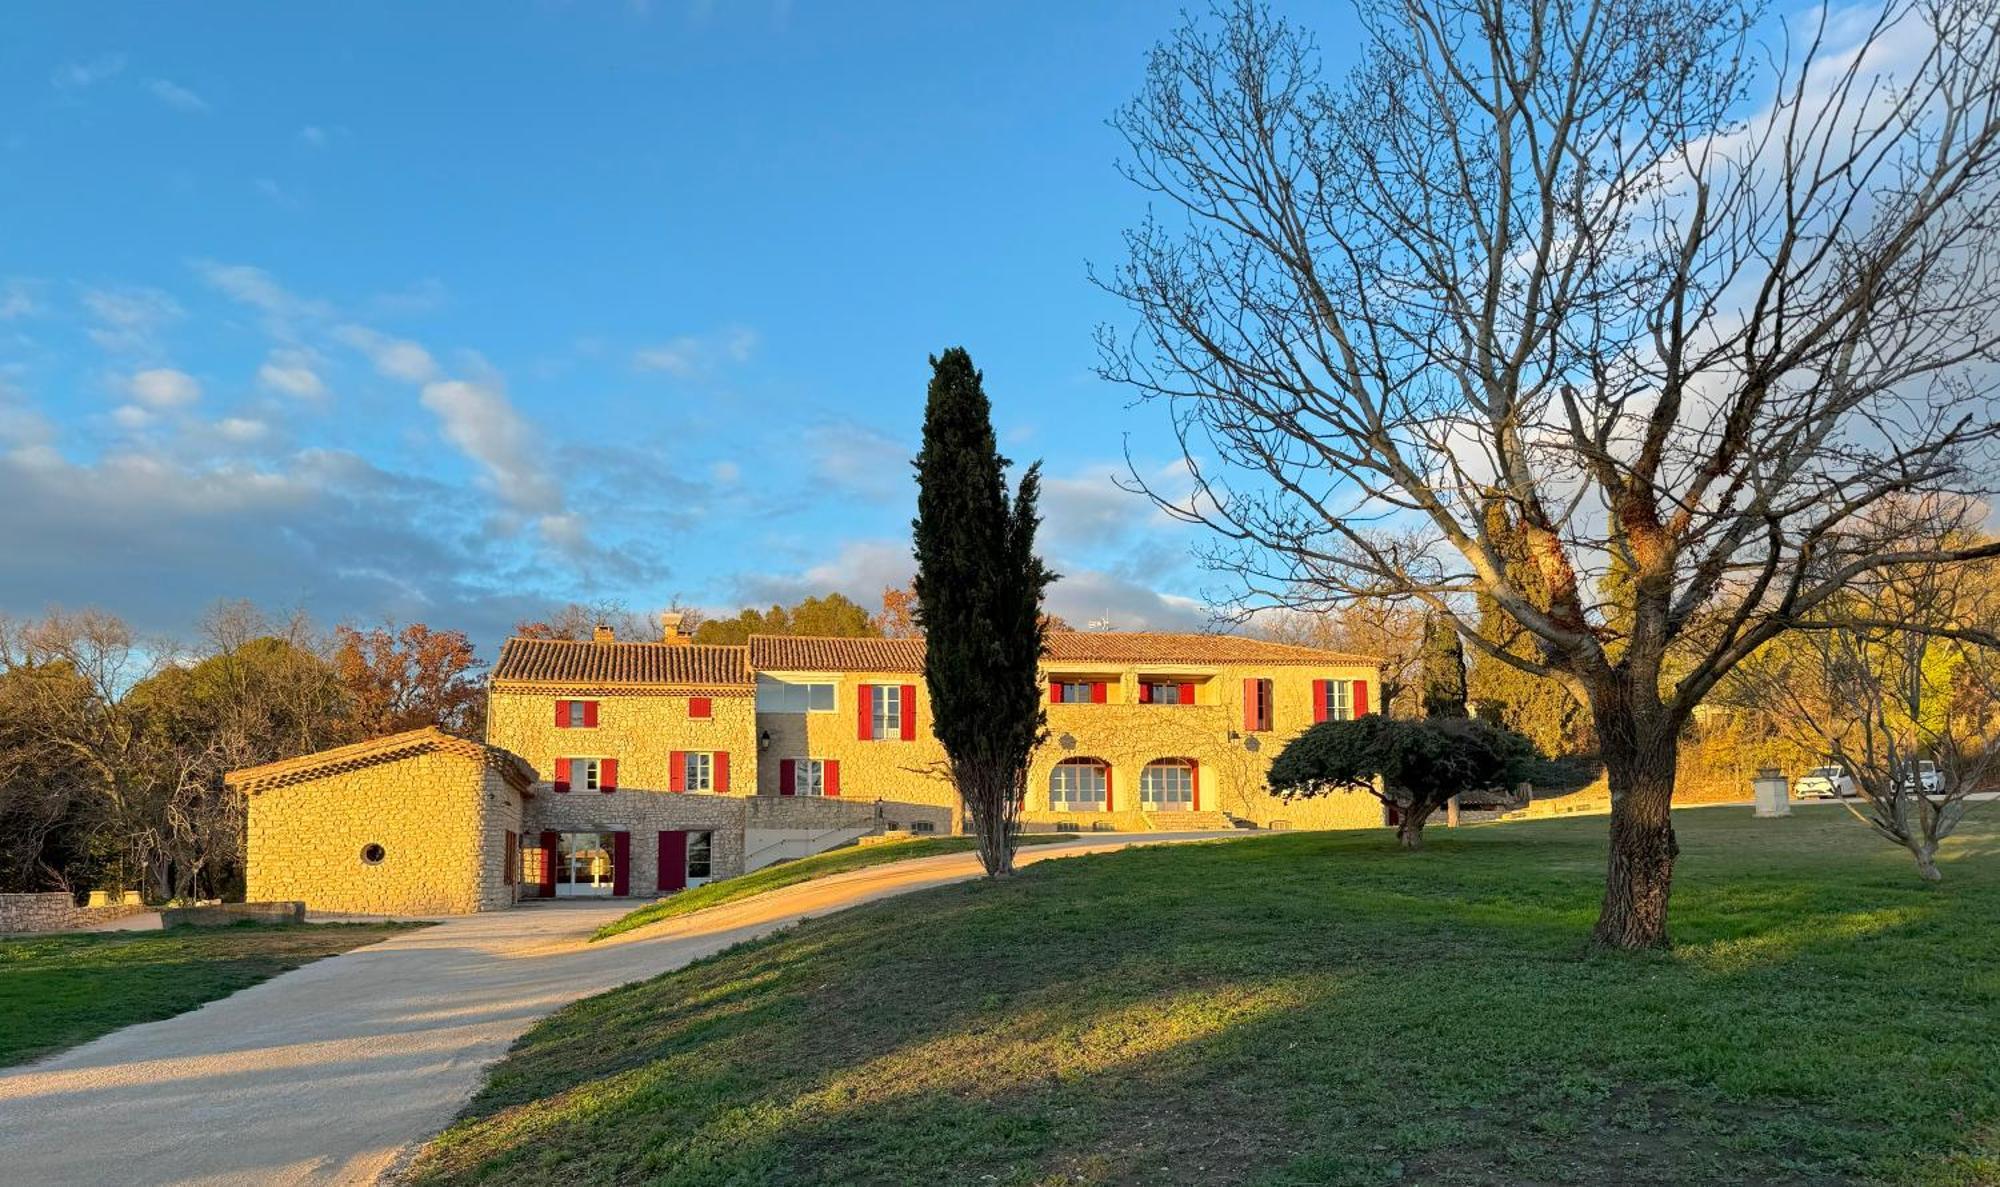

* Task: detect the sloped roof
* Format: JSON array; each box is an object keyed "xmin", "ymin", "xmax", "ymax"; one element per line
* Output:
[
  {"xmin": 225, "ymin": 727, "xmax": 535, "ymax": 795},
  {"xmin": 748, "ymin": 635, "xmax": 928, "ymax": 674},
  {"xmin": 491, "ymin": 637, "xmax": 752, "ymax": 687},
  {"xmin": 746, "ymin": 631, "xmax": 1377, "ymax": 674}
]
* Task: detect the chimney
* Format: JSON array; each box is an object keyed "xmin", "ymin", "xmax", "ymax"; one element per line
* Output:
[
  {"xmin": 592, "ymin": 623, "xmax": 615, "ymax": 644},
  {"xmin": 661, "ymin": 612, "xmax": 689, "ymax": 646}
]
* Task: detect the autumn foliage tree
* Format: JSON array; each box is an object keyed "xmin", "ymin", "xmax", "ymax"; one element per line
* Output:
[
  {"xmin": 332, "ymin": 621, "xmax": 486, "ymax": 738},
  {"xmin": 1105, "ymin": 0, "xmax": 2000, "ymax": 947}
]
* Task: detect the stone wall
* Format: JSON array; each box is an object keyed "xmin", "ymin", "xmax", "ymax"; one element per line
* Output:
[
  {"xmin": 0, "ymin": 892, "xmax": 149, "ymax": 934},
  {"xmin": 489, "ymin": 685, "xmax": 759, "ymax": 801},
  {"xmin": 525, "ymin": 789, "xmax": 747, "ymax": 893},
  {"xmin": 244, "ymin": 749, "xmax": 504, "ymax": 915}
]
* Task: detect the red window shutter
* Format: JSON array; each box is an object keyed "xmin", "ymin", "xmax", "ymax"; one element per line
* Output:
[
  {"xmin": 657, "ymin": 830, "xmax": 687, "ymax": 892},
  {"xmin": 1243, "ymin": 680, "xmax": 1258, "ymax": 732},
  {"xmin": 583, "ymin": 700, "xmax": 599, "ymax": 728},
  {"xmin": 1103, "ymin": 765, "xmax": 1114, "ymax": 812},
  {"xmin": 554, "ymin": 699, "xmax": 569, "ymax": 728},
  {"xmin": 779, "ymin": 758, "xmax": 797, "ymax": 796},
  {"xmin": 1092, "ymin": 681, "xmax": 1108, "ymax": 704},
  {"xmin": 1189, "ymin": 759, "xmax": 1201, "ymax": 811},
  {"xmin": 668, "ymin": 751, "xmax": 686, "ymax": 793},
  {"xmin": 714, "ymin": 751, "xmax": 730, "ymax": 793},
  {"xmin": 538, "ymin": 831, "xmax": 559, "ymax": 894},
  {"xmin": 601, "ymin": 758, "xmax": 618, "ymax": 792},
  {"xmin": 1312, "ymin": 680, "xmax": 1329, "ymax": 723},
  {"xmin": 553, "ymin": 757, "xmax": 571, "ymax": 793},
  {"xmin": 1138, "ymin": 683, "xmax": 1153, "ymax": 704},
  {"xmin": 504, "ymin": 830, "xmax": 516, "ymax": 885},
  {"xmin": 611, "ymin": 831, "xmax": 630, "ymax": 896},
  {"xmin": 1049, "ymin": 681, "xmax": 1061, "ymax": 704},
  {"xmin": 1178, "ymin": 682, "xmax": 1195, "ymax": 707},
  {"xmin": 857, "ymin": 685, "xmax": 873, "ymax": 740},
  {"xmin": 688, "ymin": 696, "xmax": 712, "ymax": 719},
  {"xmin": 899, "ymin": 684, "xmax": 916, "ymax": 741},
  {"xmin": 824, "ymin": 759, "xmax": 841, "ymax": 798},
  {"xmin": 1354, "ymin": 680, "xmax": 1369, "ymax": 717}
]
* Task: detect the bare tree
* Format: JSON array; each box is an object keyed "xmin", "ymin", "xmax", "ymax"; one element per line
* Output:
[
  {"xmin": 1257, "ymin": 597, "xmax": 1426, "ymax": 714},
  {"xmin": 1102, "ymin": 0, "xmax": 2000, "ymax": 946},
  {"xmin": 1728, "ymin": 506, "xmax": 1998, "ymax": 880}
]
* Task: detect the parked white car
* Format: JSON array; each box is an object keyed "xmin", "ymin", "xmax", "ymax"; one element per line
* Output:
[
  {"xmin": 1794, "ymin": 765, "xmax": 1856, "ymax": 799},
  {"xmin": 1898, "ymin": 760, "xmax": 1943, "ymax": 796}
]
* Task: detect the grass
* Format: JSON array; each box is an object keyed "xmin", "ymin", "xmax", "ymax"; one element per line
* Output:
[
  {"xmin": 410, "ymin": 807, "xmax": 2000, "ymax": 1186},
  {"xmin": 593, "ymin": 832, "xmax": 1081, "ymax": 940},
  {"xmin": 0, "ymin": 920, "xmax": 416, "ymax": 1066}
]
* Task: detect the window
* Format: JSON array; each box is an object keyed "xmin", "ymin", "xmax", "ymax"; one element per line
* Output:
[
  {"xmin": 756, "ymin": 677, "xmax": 836, "ymax": 713},
  {"xmin": 682, "ymin": 752, "xmax": 713, "ymax": 792},
  {"xmin": 687, "ymin": 831, "xmax": 713, "ymax": 880},
  {"xmin": 360, "ymin": 843, "xmax": 386, "ymax": 865},
  {"xmin": 1140, "ymin": 760, "xmax": 1195, "ymax": 809},
  {"xmin": 1321, "ymin": 680, "xmax": 1354, "ymax": 722},
  {"xmin": 870, "ymin": 684, "xmax": 901, "ymax": 740},
  {"xmin": 556, "ymin": 699, "xmax": 598, "ymax": 728},
  {"xmin": 793, "ymin": 758, "xmax": 826, "ymax": 796},
  {"xmin": 565, "ymin": 758, "xmax": 602, "ymax": 792},
  {"xmin": 1246, "ymin": 678, "xmax": 1274, "ymax": 732},
  {"xmin": 1140, "ymin": 681, "xmax": 1190, "ymax": 705},
  {"xmin": 1052, "ymin": 681, "xmax": 1098, "ymax": 704},
  {"xmin": 1050, "ymin": 758, "xmax": 1109, "ymax": 812},
  {"xmin": 910, "ymin": 820, "xmax": 936, "ymax": 834}
]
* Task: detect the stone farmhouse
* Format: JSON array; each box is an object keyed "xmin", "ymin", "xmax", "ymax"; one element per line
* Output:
[{"xmin": 227, "ymin": 617, "xmax": 1382, "ymax": 915}]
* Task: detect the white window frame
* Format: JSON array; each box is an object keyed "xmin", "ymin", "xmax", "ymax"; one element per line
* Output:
[
  {"xmin": 870, "ymin": 684, "xmax": 901, "ymax": 740},
  {"xmin": 756, "ymin": 677, "xmax": 838, "ymax": 713},
  {"xmin": 574, "ymin": 757, "xmax": 602, "ymax": 792},
  {"xmin": 686, "ymin": 830, "xmax": 714, "ymax": 883},
  {"xmin": 1050, "ymin": 760, "xmax": 1108, "ymax": 811},
  {"xmin": 565, "ymin": 700, "xmax": 590, "ymax": 728},
  {"xmin": 792, "ymin": 758, "xmax": 827, "ymax": 797},
  {"xmin": 1140, "ymin": 761, "xmax": 1194, "ymax": 807},
  {"xmin": 1324, "ymin": 680, "xmax": 1354, "ymax": 721},
  {"xmin": 683, "ymin": 752, "xmax": 714, "ymax": 793}
]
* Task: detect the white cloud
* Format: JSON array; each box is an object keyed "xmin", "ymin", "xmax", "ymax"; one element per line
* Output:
[
  {"xmin": 127, "ymin": 368, "xmax": 201, "ymax": 409},
  {"xmin": 711, "ymin": 459, "xmax": 741, "ymax": 484},
  {"xmin": 632, "ymin": 325, "xmax": 760, "ymax": 376},
  {"xmin": 419, "ymin": 377, "xmax": 563, "ymax": 517},
  {"xmin": 335, "ymin": 324, "xmax": 439, "ymax": 384},
  {"xmin": 82, "ymin": 286, "xmax": 184, "ymax": 355},
  {"xmin": 51, "ymin": 54, "xmax": 126, "ymax": 91},
  {"xmin": 215, "ymin": 417, "xmax": 269, "ymax": 443},
  {"xmin": 805, "ymin": 418, "xmax": 912, "ymax": 503},
  {"xmin": 147, "ymin": 78, "xmax": 210, "ymax": 113},
  {"xmin": 298, "ymin": 125, "xmax": 327, "ymax": 148},
  {"xmin": 256, "ymin": 349, "xmax": 327, "ymax": 400},
  {"xmin": 253, "ymin": 177, "xmax": 302, "ymax": 209},
  {"xmin": 111, "ymin": 405, "xmax": 153, "ymax": 430},
  {"xmin": 0, "ymin": 281, "xmax": 38, "ymax": 320}
]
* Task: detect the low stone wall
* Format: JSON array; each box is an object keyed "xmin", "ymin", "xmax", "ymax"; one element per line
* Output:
[
  {"xmin": 0, "ymin": 892, "xmax": 150, "ymax": 934},
  {"xmin": 161, "ymin": 901, "xmax": 306, "ymax": 928}
]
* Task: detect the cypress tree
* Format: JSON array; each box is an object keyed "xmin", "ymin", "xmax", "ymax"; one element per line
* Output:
[
  {"xmin": 1418, "ymin": 612, "xmax": 1468, "ymax": 719},
  {"xmin": 911, "ymin": 348, "xmax": 1057, "ymax": 875}
]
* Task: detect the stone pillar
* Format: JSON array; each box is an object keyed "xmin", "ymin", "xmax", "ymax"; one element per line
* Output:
[{"xmin": 1752, "ymin": 768, "xmax": 1791, "ymax": 818}]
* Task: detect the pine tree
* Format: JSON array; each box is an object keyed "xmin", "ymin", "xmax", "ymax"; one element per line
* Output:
[
  {"xmin": 1418, "ymin": 613, "xmax": 1468, "ymax": 719},
  {"xmin": 911, "ymin": 348, "xmax": 1057, "ymax": 875}
]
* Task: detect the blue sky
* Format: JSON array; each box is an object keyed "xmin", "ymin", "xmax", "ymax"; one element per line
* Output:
[{"xmin": 0, "ymin": 1, "xmax": 1294, "ymax": 650}]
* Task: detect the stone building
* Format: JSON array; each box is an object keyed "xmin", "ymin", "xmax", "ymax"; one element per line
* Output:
[{"xmin": 230, "ymin": 618, "xmax": 1382, "ymax": 915}]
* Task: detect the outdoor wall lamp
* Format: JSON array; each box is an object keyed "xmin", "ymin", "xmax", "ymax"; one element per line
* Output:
[{"xmin": 758, "ymin": 729, "xmax": 772, "ymax": 752}]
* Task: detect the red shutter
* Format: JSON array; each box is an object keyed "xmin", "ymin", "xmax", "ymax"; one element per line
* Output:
[
  {"xmin": 600, "ymin": 758, "xmax": 618, "ymax": 792},
  {"xmin": 825, "ymin": 760, "xmax": 841, "ymax": 797},
  {"xmin": 1189, "ymin": 759, "xmax": 1201, "ymax": 811},
  {"xmin": 504, "ymin": 830, "xmax": 517, "ymax": 885},
  {"xmin": 583, "ymin": 700, "xmax": 599, "ymax": 728},
  {"xmin": 899, "ymin": 685, "xmax": 916, "ymax": 740},
  {"xmin": 657, "ymin": 831, "xmax": 687, "ymax": 892},
  {"xmin": 1049, "ymin": 681, "xmax": 1061, "ymax": 704},
  {"xmin": 1354, "ymin": 680, "xmax": 1370, "ymax": 717},
  {"xmin": 857, "ymin": 685, "xmax": 873, "ymax": 740},
  {"xmin": 1092, "ymin": 681, "xmax": 1108, "ymax": 704},
  {"xmin": 611, "ymin": 831, "xmax": 631, "ymax": 896},
  {"xmin": 1103, "ymin": 765, "xmax": 1114, "ymax": 812},
  {"xmin": 779, "ymin": 758, "xmax": 797, "ymax": 796},
  {"xmin": 538, "ymin": 831, "xmax": 558, "ymax": 895},
  {"xmin": 1139, "ymin": 683, "xmax": 1153, "ymax": 704},
  {"xmin": 668, "ymin": 751, "xmax": 686, "ymax": 793},
  {"xmin": 553, "ymin": 757, "xmax": 571, "ymax": 793},
  {"xmin": 554, "ymin": 700, "xmax": 569, "ymax": 728},
  {"xmin": 1243, "ymin": 680, "xmax": 1258, "ymax": 732},
  {"xmin": 688, "ymin": 696, "xmax": 712, "ymax": 719},
  {"xmin": 1312, "ymin": 680, "xmax": 1329, "ymax": 723},
  {"xmin": 714, "ymin": 751, "xmax": 730, "ymax": 793},
  {"xmin": 1178, "ymin": 682, "xmax": 1195, "ymax": 707}
]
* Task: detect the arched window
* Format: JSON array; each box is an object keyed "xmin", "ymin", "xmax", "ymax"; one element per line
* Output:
[
  {"xmin": 1140, "ymin": 759, "xmax": 1196, "ymax": 810},
  {"xmin": 1049, "ymin": 757, "xmax": 1109, "ymax": 812}
]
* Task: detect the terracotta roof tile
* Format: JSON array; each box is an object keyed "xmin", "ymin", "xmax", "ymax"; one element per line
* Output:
[
  {"xmin": 491, "ymin": 638, "xmax": 752, "ymax": 687},
  {"xmin": 746, "ymin": 631, "xmax": 1376, "ymax": 673},
  {"xmin": 225, "ymin": 727, "xmax": 535, "ymax": 795}
]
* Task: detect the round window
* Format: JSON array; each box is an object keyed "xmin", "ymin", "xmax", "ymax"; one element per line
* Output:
[{"xmin": 360, "ymin": 843, "xmax": 386, "ymax": 865}]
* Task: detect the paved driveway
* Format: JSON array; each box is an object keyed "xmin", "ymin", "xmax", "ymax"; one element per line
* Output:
[{"xmin": 0, "ymin": 832, "xmax": 1242, "ymax": 1186}]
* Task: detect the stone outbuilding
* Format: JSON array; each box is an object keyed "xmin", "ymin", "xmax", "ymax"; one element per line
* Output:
[{"xmin": 227, "ymin": 727, "xmax": 535, "ymax": 916}]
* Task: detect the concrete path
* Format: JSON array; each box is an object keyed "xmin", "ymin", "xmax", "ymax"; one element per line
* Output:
[{"xmin": 0, "ymin": 831, "xmax": 1243, "ymax": 1187}]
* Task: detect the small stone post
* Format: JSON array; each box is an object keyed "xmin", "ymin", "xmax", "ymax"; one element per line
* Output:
[{"xmin": 1752, "ymin": 768, "xmax": 1791, "ymax": 818}]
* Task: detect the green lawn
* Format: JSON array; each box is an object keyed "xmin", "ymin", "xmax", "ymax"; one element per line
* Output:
[
  {"xmin": 594, "ymin": 832, "xmax": 1082, "ymax": 940},
  {"xmin": 0, "ymin": 921, "xmax": 415, "ymax": 1066},
  {"xmin": 411, "ymin": 808, "xmax": 2000, "ymax": 1186}
]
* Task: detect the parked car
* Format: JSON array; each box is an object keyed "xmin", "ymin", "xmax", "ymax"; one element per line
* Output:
[
  {"xmin": 1794, "ymin": 765, "xmax": 1857, "ymax": 799},
  {"xmin": 1898, "ymin": 760, "xmax": 1943, "ymax": 796}
]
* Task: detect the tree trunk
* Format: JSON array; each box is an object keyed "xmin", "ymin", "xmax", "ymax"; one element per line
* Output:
[
  {"xmin": 960, "ymin": 763, "xmax": 1020, "ymax": 876},
  {"xmin": 1591, "ymin": 701, "xmax": 1682, "ymax": 950},
  {"xmin": 1396, "ymin": 801, "xmax": 1438, "ymax": 850},
  {"xmin": 1911, "ymin": 841, "xmax": 1943, "ymax": 883}
]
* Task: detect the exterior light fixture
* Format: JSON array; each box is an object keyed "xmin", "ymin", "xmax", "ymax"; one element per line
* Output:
[{"xmin": 758, "ymin": 729, "xmax": 772, "ymax": 752}]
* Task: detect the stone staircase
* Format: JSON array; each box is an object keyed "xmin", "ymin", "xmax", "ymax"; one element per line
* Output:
[{"xmin": 1140, "ymin": 810, "xmax": 1238, "ymax": 832}]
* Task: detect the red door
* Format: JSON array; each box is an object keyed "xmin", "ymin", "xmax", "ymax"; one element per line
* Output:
[
  {"xmin": 657, "ymin": 830, "xmax": 688, "ymax": 892},
  {"xmin": 612, "ymin": 832, "xmax": 631, "ymax": 896}
]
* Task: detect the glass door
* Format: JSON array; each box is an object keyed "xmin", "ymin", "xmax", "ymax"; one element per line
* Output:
[{"xmin": 555, "ymin": 832, "xmax": 615, "ymax": 897}]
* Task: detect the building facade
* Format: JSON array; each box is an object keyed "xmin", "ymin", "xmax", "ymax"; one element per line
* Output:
[{"xmin": 231, "ymin": 619, "xmax": 1384, "ymax": 915}]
